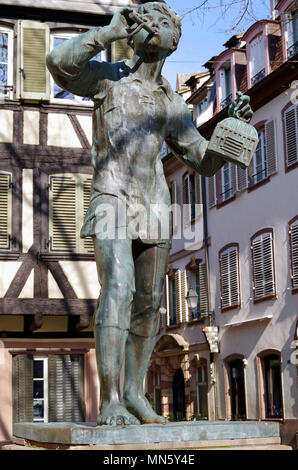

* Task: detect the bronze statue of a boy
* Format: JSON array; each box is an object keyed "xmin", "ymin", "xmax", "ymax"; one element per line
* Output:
[{"xmin": 47, "ymin": 1, "xmax": 253, "ymax": 426}]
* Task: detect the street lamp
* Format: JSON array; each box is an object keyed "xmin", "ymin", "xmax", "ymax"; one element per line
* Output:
[{"xmin": 185, "ymin": 289, "xmax": 198, "ymax": 313}]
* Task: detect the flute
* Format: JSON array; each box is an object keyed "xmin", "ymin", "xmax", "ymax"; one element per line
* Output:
[{"xmin": 128, "ymin": 12, "xmax": 156, "ymax": 36}]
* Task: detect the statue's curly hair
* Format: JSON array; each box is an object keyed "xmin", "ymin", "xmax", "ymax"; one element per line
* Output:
[{"xmin": 128, "ymin": 1, "xmax": 182, "ymax": 54}]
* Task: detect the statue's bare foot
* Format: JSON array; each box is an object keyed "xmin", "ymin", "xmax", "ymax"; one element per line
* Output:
[
  {"xmin": 97, "ymin": 401, "xmax": 140, "ymax": 426},
  {"xmin": 124, "ymin": 392, "xmax": 168, "ymax": 424}
]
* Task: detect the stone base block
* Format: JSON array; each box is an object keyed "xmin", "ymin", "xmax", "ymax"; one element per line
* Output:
[{"xmin": 13, "ymin": 421, "xmax": 282, "ymax": 449}]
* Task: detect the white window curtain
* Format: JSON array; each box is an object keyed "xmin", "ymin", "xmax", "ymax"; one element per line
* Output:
[{"xmin": 250, "ymin": 34, "xmax": 265, "ymax": 78}]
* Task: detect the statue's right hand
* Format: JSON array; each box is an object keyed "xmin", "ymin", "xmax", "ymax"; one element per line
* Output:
[{"xmin": 107, "ymin": 8, "xmax": 135, "ymax": 42}]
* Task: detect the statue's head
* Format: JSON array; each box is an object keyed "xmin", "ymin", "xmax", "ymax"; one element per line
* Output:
[{"xmin": 129, "ymin": 1, "xmax": 182, "ymax": 57}]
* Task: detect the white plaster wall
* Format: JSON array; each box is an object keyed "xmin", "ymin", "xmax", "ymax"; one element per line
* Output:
[
  {"xmin": 59, "ymin": 261, "xmax": 100, "ymax": 299},
  {"xmin": 23, "ymin": 110, "xmax": 40, "ymax": 145},
  {"xmin": 207, "ymin": 88, "xmax": 298, "ymax": 419},
  {"xmin": 76, "ymin": 115, "xmax": 93, "ymax": 146},
  {"xmin": 48, "ymin": 271, "xmax": 64, "ymax": 298},
  {"xmin": 18, "ymin": 269, "xmax": 34, "ymax": 298},
  {"xmin": 0, "ymin": 109, "xmax": 13, "ymax": 143},
  {"xmin": 0, "ymin": 262, "xmax": 22, "ymax": 297},
  {"xmin": 47, "ymin": 113, "xmax": 82, "ymax": 148},
  {"xmin": 22, "ymin": 169, "xmax": 34, "ymax": 253}
]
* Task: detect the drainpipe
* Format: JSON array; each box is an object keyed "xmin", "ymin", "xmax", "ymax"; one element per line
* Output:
[{"xmin": 201, "ymin": 175, "xmax": 218, "ymax": 421}]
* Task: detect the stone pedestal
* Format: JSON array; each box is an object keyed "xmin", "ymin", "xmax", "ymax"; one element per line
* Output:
[{"xmin": 13, "ymin": 421, "xmax": 283, "ymax": 450}]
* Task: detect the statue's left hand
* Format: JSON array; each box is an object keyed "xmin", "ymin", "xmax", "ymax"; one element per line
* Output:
[{"xmin": 228, "ymin": 91, "xmax": 253, "ymax": 123}]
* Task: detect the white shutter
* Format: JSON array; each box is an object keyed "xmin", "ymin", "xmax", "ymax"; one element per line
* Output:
[
  {"xmin": 236, "ymin": 166, "xmax": 248, "ymax": 192},
  {"xmin": 49, "ymin": 175, "xmax": 77, "ymax": 252},
  {"xmin": 290, "ymin": 221, "xmax": 298, "ymax": 289},
  {"xmin": 181, "ymin": 270, "xmax": 189, "ymax": 323},
  {"xmin": 208, "ymin": 176, "xmax": 216, "ymax": 208},
  {"xmin": 265, "ymin": 119, "xmax": 277, "ymax": 175},
  {"xmin": 17, "ymin": 20, "xmax": 50, "ymax": 100},
  {"xmin": 250, "ymin": 34, "xmax": 265, "ymax": 77},
  {"xmin": 165, "ymin": 275, "xmax": 170, "ymax": 326},
  {"xmin": 0, "ymin": 172, "xmax": 12, "ymax": 250},
  {"xmin": 285, "ymin": 13, "xmax": 295, "ymax": 48},
  {"xmin": 175, "ymin": 270, "xmax": 183, "ymax": 324},
  {"xmin": 219, "ymin": 68, "xmax": 227, "ymax": 101},
  {"xmin": 220, "ymin": 247, "xmax": 240, "ymax": 308},
  {"xmin": 252, "ymin": 233, "xmax": 275, "ymax": 299},
  {"xmin": 82, "ymin": 177, "xmax": 94, "ymax": 254},
  {"xmin": 199, "ymin": 264, "xmax": 208, "ymax": 315},
  {"xmin": 284, "ymin": 104, "xmax": 298, "ymax": 167}
]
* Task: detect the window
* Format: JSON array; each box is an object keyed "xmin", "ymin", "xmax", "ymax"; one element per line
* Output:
[
  {"xmin": 221, "ymin": 162, "xmax": 234, "ymax": 201},
  {"xmin": 253, "ymin": 128, "xmax": 267, "ymax": 184},
  {"xmin": 197, "ymin": 365, "xmax": 208, "ymax": 419},
  {"xmin": 264, "ymin": 354, "xmax": 283, "ymax": 419},
  {"xmin": 50, "ymin": 34, "xmax": 103, "ymax": 105},
  {"xmin": 153, "ymin": 370, "xmax": 162, "ymax": 416},
  {"xmin": 208, "ymin": 175, "xmax": 216, "ymax": 208},
  {"xmin": 0, "ymin": 26, "xmax": 13, "ymax": 99},
  {"xmin": 169, "ymin": 277, "xmax": 176, "ymax": 325},
  {"xmin": 219, "ymin": 63, "xmax": 232, "ymax": 109},
  {"xmin": 187, "ymin": 264, "xmax": 208, "ymax": 319},
  {"xmin": 289, "ymin": 217, "xmax": 298, "ymax": 291},
  {"xmin": 284, "ymin": 104, "xmax": 298, "ymax": 168},
  {"xmin": 219, "ymin": 245, "xmax": 241, "ymax": 310},
  {"xmin": 285, "ymin": 10, "xmax": 298, "ymax": 58},
  {"xmin": 33, "ymin": 357, "xmax": 48, "ymax": 423},
  {"xmin": 48, "ymin": 173, "xmax": 93, "ymax": 254},
  {"xmin": 250, "ymin": 34, "xmax": 266, "ymax": 86},
  {"xmin": 183, "ymin": 173, "xmax": 200, "ymax": 225},
  {"xmin": 12, "ymin": 353, "xmax": 85, "ymax": 423},
  {"xmin": 166, "ymin": 270, "xmax": 189, "ymax": 325},
  {"xmin": 251, "ymin": 230, "xmax": 276, "ymax": 301},
  {"xmin": 0, "ymin": 171, "xmax": 12, "ymax": 251}
]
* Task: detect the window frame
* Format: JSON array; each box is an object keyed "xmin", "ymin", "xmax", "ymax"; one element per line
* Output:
[
  {"xmin": 196, "ymin": 364, "xmax": 208, "ymax": 419},
  {"xmin": 0, "ymin": 25, "xmax": 13, "ymax": 100},
  {"xmin": 250, "ymin": 228, "xmax": 277, "ymax": 303},
  {"xmin": 33, "ymin": 356, "xmax": 48, "ymax": 423},
  {"xmin": 252, "ymin": 127, "xmax": 267, "ymax": 185},
  {"xmin": 282, "ymin": 102, "xmax": 298, "ymax": 171},
  {"xmin": 221, "ymin": 162, "xmax": 234, "ymax": 202}
]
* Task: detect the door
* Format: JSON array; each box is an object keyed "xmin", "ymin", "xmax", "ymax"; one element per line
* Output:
[
  {"xmin": 230, "ymin": 359, "xmax": 246, "ymax": 420},
  {"xmin": 172, "ymin": 368, "xmax": 186, "ymax": 421}
]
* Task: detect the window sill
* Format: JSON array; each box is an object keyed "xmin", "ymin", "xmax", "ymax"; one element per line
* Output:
[
  {"xmin": 0, "ymin": 252, "xmax": 21, "ymax": 260},
  {"xmin": 291, "ymin": 287, "xmax": 298, "ymax": 295},
  {"xmin": 285, "ymin": 161, "xmax": 298, "ymax": 173},
  {"xmin": 248, "ymin": 175, "xmax": 270, "ymax": 193},
  {"xmin": 188, "ymin": 317, "xmax": 206, "ymax": 325},
  {"xmin": 221, "ymin": 304, "xmax": 241, "ymax": 313},
  {"xmin": 166, "ymin": 323, "xmax": 182, "ymax": 331},
  {"xmin": 216, "ymin": 194, "xmax": 236, "ymax": 209},
  {"xmin": 40, "ymin": 253, "xmax": 94, "ymax": 261},
  {"xmin": 253, "ymin": 293, "xmax": 276, "ymax": 304}
]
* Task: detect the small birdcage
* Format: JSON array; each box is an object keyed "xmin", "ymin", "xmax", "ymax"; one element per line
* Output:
[{"xmin": 207, "ymin": 117, "xmax": 259, "ymax": 169}]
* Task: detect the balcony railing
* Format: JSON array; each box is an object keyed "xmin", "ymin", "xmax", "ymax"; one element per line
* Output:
[
  {"xmin": 288, "ymin": 41, "xmax": 298, "ymax": 59},
  {"xmin": 220, "ymin": 93, "xmax": 232, "ymax": 110},
  {"xmin": 251, "ymin": 68, "xmax": 266, "ymax": 87}
]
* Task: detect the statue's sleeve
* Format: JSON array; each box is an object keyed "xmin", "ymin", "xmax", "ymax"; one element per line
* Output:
[
  {"xmin": 166, "ymin": 94, "xmax": 224, "ymax": 177},
  {"xmin": 46, "ymin": 28, "xmax": 112, "ymax": 98}
]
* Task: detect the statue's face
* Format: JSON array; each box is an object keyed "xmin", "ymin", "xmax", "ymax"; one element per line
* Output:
[{"xmin": 132, "ymin": 9, "xmax": 178, "ymax": 57}]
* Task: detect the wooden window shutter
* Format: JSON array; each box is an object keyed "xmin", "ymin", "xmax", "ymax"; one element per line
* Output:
[
  {"xmin": 198, "ymin": 264, "xmax": 208, "ymax": 315},
  {"xmin": 252, "ymin": 232, "xmax": 275, "ymax": 299},
  {"xmin": 17, "ymin": 20, "xmax": 50, "ymax": 100},
  {"xmin": 181, "ymin": 270, "xmax": 189, "ymax": 323},
  {"xmin": 0, "ymin": 171, "xmax": 12, "ymax": 251},
  {"xmin": 112, "ymin": 39, "xmax": 134, "ymax": 62},
  {"xmin": 49, "ymin": 175, "xmax": 77, "ymax": 252},
  {"xmin": 236, "ymin": 166, "xmax": 248, "ymax": 192},
  {"xmin": 82, "ymin": 176, "xmax": 94, "ymax": 254},
  {"xmin": 49, "ymin": 354, "xmax": 85, "ymax": 422},
  {"xmin": 220, "ymin": 247, "xmax": 240, "ymax": 309},
  {"xmin": 12, "ymin": 354, "xmax": 34, "ymax": 423},
  {"xmin": 265, "ymin": 119, "xmax": 277, "ymax": 175},
  {"xmin": 208, "ymin": 176, "xmax": 216, "ymax": 208},
  {"xmin": 289, "ymin": 221, "xmax": 298, "ymax": 289},
  {"xmin": 284, "ymin": 104, "xmax": 298, "ymax": 167}
]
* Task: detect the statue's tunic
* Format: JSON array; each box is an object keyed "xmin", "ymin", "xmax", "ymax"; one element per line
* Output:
[{"xmin": 46, "ymin": 28, "xmax": 221, "ymax": 246}]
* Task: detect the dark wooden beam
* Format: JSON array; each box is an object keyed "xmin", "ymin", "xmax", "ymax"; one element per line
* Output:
[
  {"xmin": 24, "ymin": 313, "xmax": 43, "ymax": 333},
  {"xmin": 0, "ymin": 299, "xmax": 97, "ymax": 316},
  {"xmin": 68, "ymin": 314, "xmax": 90, "ymax": 332}
]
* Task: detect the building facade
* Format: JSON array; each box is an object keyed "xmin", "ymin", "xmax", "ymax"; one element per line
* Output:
[{"xmin": 146, "ymin": 0, "xmax": 297, "ymax": 448}]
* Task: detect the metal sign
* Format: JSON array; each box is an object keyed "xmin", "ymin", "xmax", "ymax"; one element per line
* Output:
[{"xmin": 202, "ymin": 326, "xmax": 219, "ymax": 353}]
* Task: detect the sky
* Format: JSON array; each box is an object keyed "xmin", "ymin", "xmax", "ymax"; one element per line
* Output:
[{"xmin": 162, "ymin": 0, "xmax": 272, "ymax": 89}]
